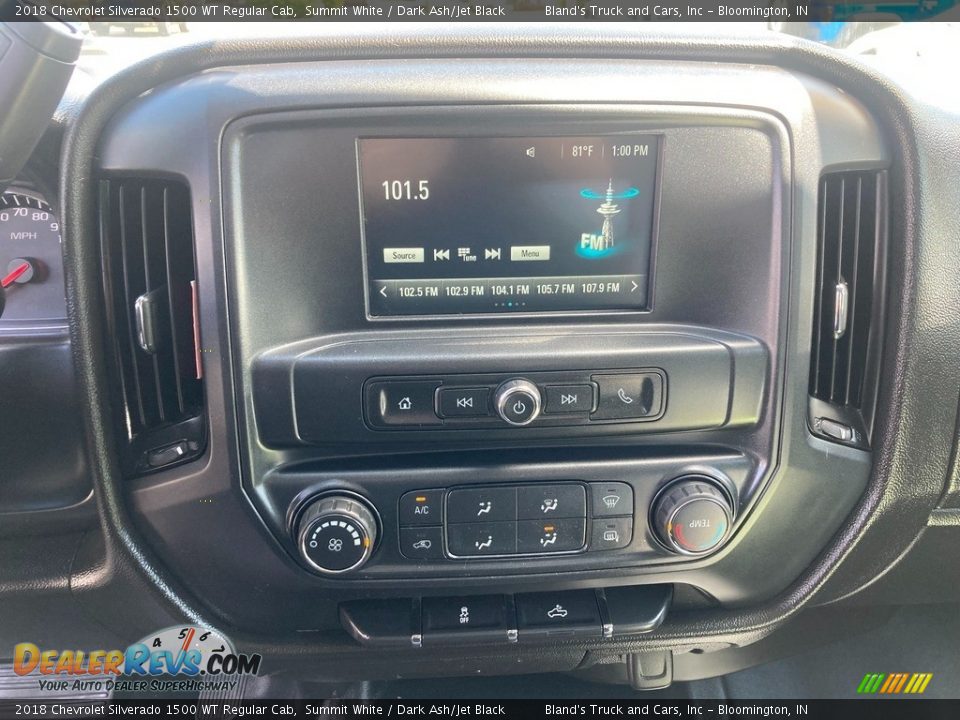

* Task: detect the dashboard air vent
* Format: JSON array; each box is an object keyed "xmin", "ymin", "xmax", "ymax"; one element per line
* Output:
[
  {"xmin": 100, "ymin": 178, "xmax": 205, "ymax": 475},
  {"xmin": 809, "ymin": 169, "xmax": 886, "ymax": 446}
]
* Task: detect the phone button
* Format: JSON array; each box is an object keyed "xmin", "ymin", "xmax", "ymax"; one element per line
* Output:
[{"xmin": 591, "ymin": 373, "xmax": 664, "ymax": 420}]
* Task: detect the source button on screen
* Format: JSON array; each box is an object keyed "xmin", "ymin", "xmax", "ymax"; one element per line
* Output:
[{"xmin": 383, "ymin": 247, "xmax": 425, "ymax": 264}]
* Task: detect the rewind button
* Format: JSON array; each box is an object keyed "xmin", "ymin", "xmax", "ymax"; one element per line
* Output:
[{"xmin": 438, "ymin": 387, "xmax": 491, "ymax": 418}]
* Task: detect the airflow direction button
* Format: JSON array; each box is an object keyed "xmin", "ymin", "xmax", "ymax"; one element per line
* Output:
[
  {"xmin": 446, "ymin": 521, "xmax": 517, "ymax": 557},
  {"xmin": 447, "ymin": 487, "xmax": 516, "ymax": 524},
  {"xmin": 517, "ymin": 519, "xmax": 585, "ymax": 553},
  {"xmin": 517, "ymin": 484, "xmax": 586, "ymax": 520}
]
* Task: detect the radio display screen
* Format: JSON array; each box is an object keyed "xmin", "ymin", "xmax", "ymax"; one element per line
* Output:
[{"xmin": 358, "ymin": 135, "xmax": 660, "ymax": 317}]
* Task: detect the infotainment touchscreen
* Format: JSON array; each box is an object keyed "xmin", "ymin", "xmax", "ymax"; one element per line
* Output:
[{"xmin": 358, "ymin": 135, "xmax": 660, "ymax": 317}]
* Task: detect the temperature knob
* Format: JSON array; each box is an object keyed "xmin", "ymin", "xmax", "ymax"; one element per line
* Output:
[
  {"xmin": 652, "ymin": 477, "xmax": 733, "ymax": 556},
  {"xmin": 296, "ymin": 495, "xmax": 378, "ymax": 575},
  {"xmin": 494, "ymin": 379, "xmax": 542, "ymax": 426}
]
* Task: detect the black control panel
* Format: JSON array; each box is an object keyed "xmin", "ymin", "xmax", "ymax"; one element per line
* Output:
[
  {"xmin": 339, "ymin": 585, "xmax": 673, "ymax": 647},
  {"xmin": 365, "ymin": 371, "xmax": 665, "ymax": 430},
  {"xmin": 397, "ymin": 482, "xmax": 634, "ymax": 561},
  {"xmin": 287, "ymin": 464, "xmax": 744, "ymax": 579},
  {"xmin": 260, "ymin": 328, "xmax": 766, "ymax": 446}
]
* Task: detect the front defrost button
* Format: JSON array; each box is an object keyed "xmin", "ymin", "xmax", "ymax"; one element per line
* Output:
[{"xmin": 590, "ymin": 482, "xmax": 634, "ymax": 518}]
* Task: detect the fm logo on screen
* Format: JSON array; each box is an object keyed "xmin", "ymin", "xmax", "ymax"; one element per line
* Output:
[{"xmin": 577, "ymin": 180, "xmax": 640, "ymax": 259}]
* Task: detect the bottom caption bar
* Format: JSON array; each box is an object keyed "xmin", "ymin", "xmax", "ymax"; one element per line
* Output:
[{"xmin": 1, "ymin": 700, "xmax": 958, "ymax": 719}]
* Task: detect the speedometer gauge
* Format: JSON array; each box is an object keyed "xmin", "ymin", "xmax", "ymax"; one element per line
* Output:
[{"xmin": 0, "ymin": 190, "xmax": 66, "ymax": 323}]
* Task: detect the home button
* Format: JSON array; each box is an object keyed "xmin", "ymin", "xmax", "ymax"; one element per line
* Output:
[{"xmin": 366, "ymin": 380, "xmax": 442, "ymax": 426}]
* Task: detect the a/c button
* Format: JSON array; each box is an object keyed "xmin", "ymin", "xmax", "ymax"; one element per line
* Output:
[{"xmin": 399, "ymin": 489, "xmax": 444, "ymax": 526}]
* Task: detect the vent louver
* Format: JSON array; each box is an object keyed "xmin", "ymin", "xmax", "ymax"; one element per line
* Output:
[
  {"xmin": 809, "ymin": 169, "xmax": 886, "ymax": 446},
  {"xmin": 100, "ymin": 178, "xmax": 205, "ymax": 474}
]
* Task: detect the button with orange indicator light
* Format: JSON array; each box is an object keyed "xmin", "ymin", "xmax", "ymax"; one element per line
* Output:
[
  {"xmin": 517, "ymin": 518, "xmax": 585, "ymax": 553},
  {"xmin": 399, "ymin": 489, "xmax": 444, "ymax": 527}
]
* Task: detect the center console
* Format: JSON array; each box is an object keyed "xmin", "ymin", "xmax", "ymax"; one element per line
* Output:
[
  {"xmin": 236, "ymin": 102, "xmax": 780, "ymax": 592},
  {"xmin": 95, "ymin": 57, "xmax": 883, "ymax": 650}
]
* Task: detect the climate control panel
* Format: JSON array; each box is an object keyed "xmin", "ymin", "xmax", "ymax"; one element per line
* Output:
[
  {"xmin": 396, "ymin": 482, "xmax": 635, "ymax": 561},
  {"xmin": 289, "ymin": 466, "xmax": 742, "ymax": 578}
]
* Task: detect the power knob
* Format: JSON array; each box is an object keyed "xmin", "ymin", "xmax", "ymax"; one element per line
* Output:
[
  {"xmin": 494, "ymin": 378, "xmax": 542, "ymax": 426},
  {"xmin": 652, "ymin": 477, "xmax": 734, "ymax": 556},
  {"xmin": 296, "ymin": 495, "xmax": 379, "ymax": 575}
]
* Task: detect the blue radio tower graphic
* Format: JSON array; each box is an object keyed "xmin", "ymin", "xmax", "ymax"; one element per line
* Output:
[{"xmin": 579, "ymin": 181, "xmax": 640, "ymax": 256}]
